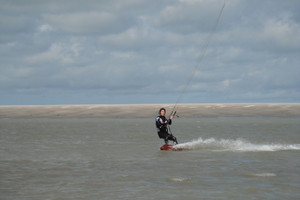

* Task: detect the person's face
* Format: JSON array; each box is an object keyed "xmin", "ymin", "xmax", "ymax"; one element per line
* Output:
[{"xmin": 160, "ymin": 110, "xmax": 165, "ymax": 116}]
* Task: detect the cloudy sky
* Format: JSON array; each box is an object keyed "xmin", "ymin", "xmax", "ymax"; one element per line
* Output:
[{"xmin": 0, "ymin": 0, "xmax": 299, "ymax": 105}]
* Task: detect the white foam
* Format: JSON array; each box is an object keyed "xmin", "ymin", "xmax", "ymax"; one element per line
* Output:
[
  {"xmin": 252, "ymin": 173, "xmax": 276, "ymax": 177},
  {"xmin": 176, "ymin": 137, "xmax": 300, "ymax": 152},
  {"xmin": 167, "ymin": 177, "xmax": 192, "ymax": 183}
]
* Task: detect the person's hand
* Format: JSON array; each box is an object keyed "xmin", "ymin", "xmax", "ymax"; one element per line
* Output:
[{"xmin": 169, "ymin": 115, "xmax": 174, "ymax": 120}]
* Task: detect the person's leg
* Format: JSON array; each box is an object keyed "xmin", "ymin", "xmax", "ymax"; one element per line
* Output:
[
  {"xmin": 158, "ymin": 131, "xmax": 169, "ymax": 144},
  {"xmin": 166, "ymin": 134, "xmax": 178, "ymax": 144},
  {"xmin": 173, "ymin": 135, "xmax": 178, "ymax": 144},
  {"xmin": 157, "ymin": 131, "xmax": 163, "ymax": 139},
  {"xmin": 164, "ymin": 138, "xmax": 168, "ymax": 144}
]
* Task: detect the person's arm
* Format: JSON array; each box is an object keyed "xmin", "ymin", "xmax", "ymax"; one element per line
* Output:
[
  {"xmin": 156, "ymin": 117, "xmax": 164, "ymax": 128},
  {"xmin": 168, "ymin": 117, "xmax": 172, "ymax": 125},
  {"xmin": 156, "ymin": 116, "xmax": 170, "ymax": 127}
]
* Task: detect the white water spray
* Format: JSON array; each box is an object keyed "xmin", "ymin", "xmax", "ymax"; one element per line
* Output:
[{"xmin": 175, "ymin": 137, "xmax": 300, "ymax": 152}]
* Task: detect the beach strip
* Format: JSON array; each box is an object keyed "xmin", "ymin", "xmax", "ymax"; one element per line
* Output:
[{"xmin": 0, "ymin": 103, "xmax": 300, "ymax": 118}]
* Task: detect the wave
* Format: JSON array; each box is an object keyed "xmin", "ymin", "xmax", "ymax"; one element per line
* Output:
[
  {"xmin": 248, "ymin": 173, "xmax": 276, "ymax": 177},
  {"xmin": 175, "ymin": 137, "xmax": 300, "ymax": 152}
]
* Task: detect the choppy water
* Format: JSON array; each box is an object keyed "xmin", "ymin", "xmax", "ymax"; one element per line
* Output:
[{"xmin": 1, "ymin": 117, "xmax": 300, "ymax": 200}]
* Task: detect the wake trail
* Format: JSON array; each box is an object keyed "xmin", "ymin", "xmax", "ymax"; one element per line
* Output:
[{"xmin": 175, "ymin": 137, "xmax": 300, "ymax": 152}]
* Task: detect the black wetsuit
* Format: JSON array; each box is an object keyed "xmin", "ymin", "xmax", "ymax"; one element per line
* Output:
[{"xmin": 155, "ymin": 115, "xmax": 178, "ymax": 144}]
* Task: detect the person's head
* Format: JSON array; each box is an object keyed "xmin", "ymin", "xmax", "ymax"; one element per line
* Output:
[{"xmin": 159, "ymin": 108, "xmax": 166, "ymax": 116}]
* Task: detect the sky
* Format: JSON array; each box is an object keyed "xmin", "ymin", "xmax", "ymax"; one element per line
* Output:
[{"xmin": 0, "ymin": 0, "xmax": 299, "ymax": 105}]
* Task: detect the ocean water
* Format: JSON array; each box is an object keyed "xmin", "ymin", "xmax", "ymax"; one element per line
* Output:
[{"xmin": 1, "ymin": 116, "xmax": 300, "ymax": 200}]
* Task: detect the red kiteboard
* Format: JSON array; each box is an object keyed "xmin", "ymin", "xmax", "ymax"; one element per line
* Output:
[{"xmin": 160, "ymin": 144, "xmax": 185, "ymax": 151}]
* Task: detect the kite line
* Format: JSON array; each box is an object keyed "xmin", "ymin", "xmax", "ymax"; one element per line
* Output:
[{"xmin": 170, "ymin": 0, "xmax": 226, "ymax": 117}]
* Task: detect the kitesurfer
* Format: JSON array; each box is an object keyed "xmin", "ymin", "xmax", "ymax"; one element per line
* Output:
[{"xmin": 155, "ymin": 108, "xmax": 178, "ymax": 144}]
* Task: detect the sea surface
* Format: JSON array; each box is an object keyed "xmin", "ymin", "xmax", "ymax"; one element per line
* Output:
[{"xmin": 1, "ymin": 109, "xmax": 300, "ymax": 199}]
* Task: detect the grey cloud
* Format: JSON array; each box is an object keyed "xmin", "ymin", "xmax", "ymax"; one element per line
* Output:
[
  {"xmin": 0, "ymin": 0, "xmax": 299, "ymax": 104},
  {"xmin": 155, "ymin": 0, "xmax": 224, "ymax": 33},
  {"xmin": 43, "ymin": 12, "xmax": 133, "ymax": 35}
]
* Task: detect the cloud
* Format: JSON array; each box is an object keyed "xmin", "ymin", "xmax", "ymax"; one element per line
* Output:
[
  {"xmin": 38, "ymin": 24, "xmax": 54, "ymax": 32},
  {"xmin": 25, "ymin": 43, "xmax": 72, "ymax": 64},
  {"xmin": 155, "ymin": 0, "xmax": 224, "ymax": 33},
  {"xmin": 43, "ymin": 11, "xmax": 131, "ymax": 35},
  {"xmin": 262, "ymin": 17, "xmax": 300, "ymax": 51},
  {"xmin": 0, "ymin": 0, "xmax": 299, "ymax": 104}
]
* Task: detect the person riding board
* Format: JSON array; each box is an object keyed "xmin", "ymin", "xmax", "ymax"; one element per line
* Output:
[{"xmin": 155, "ymin": 108, "xmax": 178, "ymax": 144}]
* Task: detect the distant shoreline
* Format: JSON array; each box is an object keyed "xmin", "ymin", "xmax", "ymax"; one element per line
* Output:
[{"xmin": 0, "ymin": 103, "xmax": 300, "ymax": 118}]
